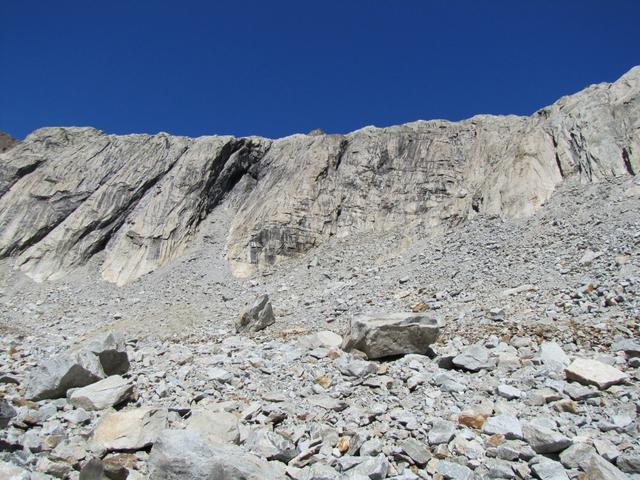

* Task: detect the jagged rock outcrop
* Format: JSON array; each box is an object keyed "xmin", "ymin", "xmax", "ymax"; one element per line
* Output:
[{"xmin": 0, "ymin": 67, "xmax": 638, "ymax": 284}]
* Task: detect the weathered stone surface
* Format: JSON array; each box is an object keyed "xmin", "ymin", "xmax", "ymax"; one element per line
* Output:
[
  {"xmin": 85, "ymin": 332, "xmax": 130, "ymax": 376},
  {"xmin": 185, "ymin": 410, "xmax": 240, "ymax": 445},
  {"xmin": 69, "ymin": 375, "xmax": 133, "ymax": 411},
  {"xmin": 236, "ymin": 294, "xmax": 275, "ymax": 333},
  {"xmin": 1, "ymin": 68, "xmax": 637, "ymax": 284},
  {"xmin": 522, "ymin": 422, "xmax": 571, "ymax": 454},
  {"xmin": 149, "ymin": 429, "xmax": 283, "ymax": 480},
  {"xmin": 26, "ymin": 350, "xmax": 105, "ymax": 401},
  {"xmin": 91, "ymin": 407, "xmax": 167, "ymax": 451},
  {"xmin": 482, "ymin": 415, "xmax": 523, "ymax": 440},
  {"xmin": 452, "ymin": 344, "xmax": 493, "ymax": 372},
  {"xmin": 586, "ymin": 454, "xmax": 628, "ymax": 480},
  {"xmin": 0, "ymin": 399, "xmax": 16, "ymax": 428},
  {"xmin": 565, "ymin": 358, "xmax": 628, "ymax": 389},
  {"xmin": 342, "ymin": 313, "xmax": 440, "ymax": 359}
]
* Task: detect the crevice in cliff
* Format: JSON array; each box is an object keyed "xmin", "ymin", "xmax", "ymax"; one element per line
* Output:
[
  {"xmin": 550, "ymin": 133, "xmax": 565, "ymax": 178},
  {"xmin": 622, "ymin": 146, "xmax": 636, "ymax": 176}
]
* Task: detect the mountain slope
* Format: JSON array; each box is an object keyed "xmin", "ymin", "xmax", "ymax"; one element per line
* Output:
[{"xmin": 0, "ymin": 67, "xmax": 638, "ymax": 285}]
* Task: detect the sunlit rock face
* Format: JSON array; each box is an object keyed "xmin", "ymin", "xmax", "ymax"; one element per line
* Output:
[{"xmin": 0, "ymin": 67, "xmax": 638, "ymax": 285}]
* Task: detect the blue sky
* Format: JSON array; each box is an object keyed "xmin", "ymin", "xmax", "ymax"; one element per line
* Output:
[{"xmin": 1, "ymin": 1, "xmax": 638, "ymax": 140}]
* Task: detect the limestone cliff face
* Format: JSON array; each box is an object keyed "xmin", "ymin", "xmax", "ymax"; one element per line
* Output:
[{"xmin": 0, "ymin": 67, "xmax": 638, "ymax": 285}]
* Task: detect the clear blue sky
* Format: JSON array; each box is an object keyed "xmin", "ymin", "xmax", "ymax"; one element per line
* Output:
[{"xmin": 1, "ymin": 1, "xmax": 638, "ymax": 140}]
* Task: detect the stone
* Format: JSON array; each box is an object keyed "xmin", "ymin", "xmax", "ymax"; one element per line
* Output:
[
  {"xmin": 70, "ymin": 375, "xmax": 133, "ymax": 410},
  {"xmin": 565, "ymin": 358, "xmax": 628, "ymax": 389},
  {"xmin": 482, "ymin": 415, "xmax": 523, "ymax": 440},
  {"xmin": 91, "ymin": 407, "xmax": 168, "ymax": 451},
  {"xmin": 436, "ymin": 460, "xmax": 474, "ymax": 480},
  {"xmin": 617, "ymin": 452, "xmax": 640, "ymax": 474},
  {"xmin": 530, "ymin": 459, "xmax": 569, "ymax": 480},
  {"xmin": 497, "ymin": 384, "xmax": 522, "ymax": 400},
  {"xmin": 236, "ymin": 294, "xmax": 275, "ymax": 333},
  {"xmin": 522, "ymin": 422, "xmax": 571, "ymax": 454},
  {"xmin": 401, "ymin": 438, "xmax": 431, "ymax": 465},
  {"xmin": 539, "ymin": 342, "xmax": 570, "ymax": 370},
  {"xmin": 185, "ymin": 409, "xmax": 240, "ymax": 445},
  {"xmin": 245, "ymin": 428, "xmax": 298, "ymax": 462},
  {"xmin": 0, "ymin": 461, "xmax": 29, "ymax": 480},
  {"xmin": 307, "ymin": 394, "xmax": 348, "ymax": 412},
  {"xmin": 559, "ymin": 442, "xmax": 597, "ymax": 470},
  {"xmin": 85, "ymin": 332, "xmax": 130, "ymax": 376},
  {"xmin": 585, "ymin": 454, "xmax": 628, "ymax": 480},
  {"xmin": 149, "ymin": 429, "xmax": 283, "ymax": 479},
  {"xmin": 347, "ymin": 453, "xmax": 389, "ymax": 479},
  {"xmin": 428, "ymin": 420, "xmax": 456, "ymax": 445},
  {"xmin": 452, "ymin": 344, "xmax": 493, "ymax": 372},
  {"xmin": 0, "ymin": 399, "xmax": 16, "ymax": 428},
  {"xmin": 26, "ymin": 349, "xmax": 105, "ymax": 400},
  {"xmin": 299, "ymin": 331, "xmax": 343, "ymax": 349},
  {"xmin": 341, "ymin": 313, "xmax": 440, "ymax": 359},
  {"xmin": 334, "ymin": 355, "xmax": 377, "ymax": 377}
]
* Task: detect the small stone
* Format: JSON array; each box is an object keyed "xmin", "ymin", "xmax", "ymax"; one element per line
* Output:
[
  {"xmin": 452, "ymin": 344, "xmax": 493, "ymax": 372},
  {"xmin": 401, "ymin": 438, "xmax": 431, "ymax": 465},
  {"xmin": 458, "ymin": 412, "xmax": 486, "ymax": 429},
  {"xmin": 428, "ymin": 420, "xmax": 456, "ymax": 445},
  {"xmin": 522, "ymin": 422, "xmax": 571, "ymax": 454},
  {"xmin": 530, "ymin": 459, "xmax": 569, "ymax": 480},
  {"xmin": 497, "ymin": 384, "xmax": 522, "ymax": 400},
  {"xmin": 436, "ymin": 460, "xmax": 473, "ymax": 480},
  {"xmin": 565, "ymin": 358, "xmax": 627, "ymax": 390},
  {"xmin": 482, "ymin": 415, "xmax": 523, "ymax": 440},
  {"xmin": 236, "ymin": 294, "xmax": 275, "ymax": 333}
]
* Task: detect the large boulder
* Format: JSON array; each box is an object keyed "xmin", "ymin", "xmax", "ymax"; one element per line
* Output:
[
  {"xmin": 69, "ymin": 375, "xmax": 133, "ymax": 411},
  {"xmin": 149, "ymin": 429, "xmax": 284, "ymax": 480},
  {"xmin": 236, "ymin": 295, "xmax": 275, "ymax": 333},
  {"xmin": 342, "ymin": 313, "xmax": 441, "ymax": 359},
  {"xmin": 185, "ymin": 410, "xmax": 240, "ymax": 445},
  {"xmin": 25, "ymin": 350, "xmax": 105, "ymax": 401},
  {"xmin": 85, "ymin": 332, "xmax": 130, "ymax": 376},
  {"xmin": 91, "ymin": 407, "xmax": 168, "ymax": 452},
  {"xmin": 565, "ymin": 358, "xmax": 627, "ymax": 390},
  {"xmin": 25, "ymin": 331, "xmax": 130, "ymax": 401}
]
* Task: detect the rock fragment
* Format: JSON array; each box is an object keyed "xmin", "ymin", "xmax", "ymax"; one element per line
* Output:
[
  {"xmin": 565, "ymin": 358, "xmax": 627, "ymax": 389},
  {"xmin": 236, "ymin": 295, "xmax": 275, "ymax": 333}
]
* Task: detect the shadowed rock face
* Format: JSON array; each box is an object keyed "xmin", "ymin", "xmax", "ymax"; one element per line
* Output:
[
  {"xmin": 0, "ymin": 132, "xmax": 17, "ymax": 154},
  {"xmin": 0, "ymin": 67, "xmax": 638, "ymax": 285}
]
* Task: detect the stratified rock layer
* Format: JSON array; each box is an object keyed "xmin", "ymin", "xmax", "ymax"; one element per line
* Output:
[{"xmin": 0, "ymin": 67, "xmax": 638, "ymax": 285}]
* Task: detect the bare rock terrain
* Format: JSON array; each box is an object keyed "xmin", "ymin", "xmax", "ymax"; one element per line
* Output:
[{"xmin": 0, "ymin": 68, "xmax": 638, "ymax": 479}]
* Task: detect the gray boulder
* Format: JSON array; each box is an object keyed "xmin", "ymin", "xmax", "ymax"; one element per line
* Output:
[
  {"xmin": 149, "ymin": 429, "xmax": 284, "ymax": 480},
  {"xmin": 85, "ymin": 332, "xmax": 130, "ymax": 376},
  {"xmin": 0, "ymin": 399, "xmax": 16, "ymax": 428},
  {"xmin": 586, "ymin": 454, "xmax": 628, "ymax": 480},
  {"xmin": 341, "ymin": 313, "xmax": 440, "ymax": 359},
  {"xmin": 69, "ymin": 375, "xmax": 133, "ymax": 411},
  {"xmin": 26, "ymin": 350, "xmax": 105, "ymax": 401},
  {"xmin": 523, "ymin": 422, "xmax": 571, "ymax": 454},
  {"xmin": 452, "ymin": 344, "xmax": 494, "ymax": 372},
  {"xmin": 91, "ymin": 407, "xmax": 168, "ymax": 452},
  {"xmin": 245, "ymin": 428, "xmax": 298, "ymax": 463},
  {"xmin": 185, "ymin": 410, "xmax": 240, "ymax": 445},
  {"xmin": 236, "ymin": 295, "xmax": 275, "ymax": 333}
]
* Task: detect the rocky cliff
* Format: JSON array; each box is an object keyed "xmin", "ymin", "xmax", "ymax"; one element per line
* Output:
[{"xmin": 0, "ymin": 67, "xmax": 638, "ymax": 285}]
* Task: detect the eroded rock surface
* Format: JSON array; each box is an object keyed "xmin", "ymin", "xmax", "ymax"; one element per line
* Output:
[{"xmin": 0, "ymin": 67, "xmax": 638, "ymax": 284}]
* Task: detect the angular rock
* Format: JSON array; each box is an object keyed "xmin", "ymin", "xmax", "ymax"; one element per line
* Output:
[
  {"xmin": 428, "ymin": 419, "xmax": 456, "ymax": 445},
  {"xmin": 85, "ymin": 332, "xmax": 130, "ymax": 376},
  {"xmin": 69, "ymin": 375, "xmax": 133, "ymax": 411},
  {"xmin": 482, "ymin": 415, "xmax": 523, "ymax": 440},
  {"xmin": 91, "ymin": 407, "xmax": 168, "ymax": 451},
  {"xmin": 236, "ymin": 295, "xmax": 275, "ymax": 333},
  {"xmin": 26, "ymin": 350, "xmax": 105, "ymax": 401},
  {"xmin": 530, "ymin": 459, "xmax": 569, "ymax": 480},
  {"xmin": 245, "ymin": 428, "xmax": 298, "ymax": 463},
  {"xmin": 586, "ymin": 454, "xmax": 628, "ymax": 480},
  {"xmin": 401, "ymin": 438, "xmax": 431, "ymax": 466},
  {"xmin": 186, "ymin": 409, "xmax": 240, "ymax": 445},
  {"xmin": 436, "ymin": 460, "xmax": 474, "ymax": 480},
  {"xmin": 341, "ymin": 313, "xmax": 440, "ymax": 359},
  {"xmin": 0, "ymin": 399, "xmax": 16, "ymax": 428},
  {"xmin": 560, "ymin": 442, "xmax": 597, "ymax": 470},
  {"xmin": 149, "ymin": 429, "xmax": 283, "ymax": 480},
  {"xmin": 522, "ymin": 422, "xmax": 571, "ymax": 454},
  {"xmin": 539, "ymin": 342, "xmax": 570, "ymax": 371},
  {"xmin": 565, "ymin": 358, "xmax": 627, "ymax": 390},
  {"xmin": 452, "ymin": 344, "xmax": 493, "ymax": 372}
]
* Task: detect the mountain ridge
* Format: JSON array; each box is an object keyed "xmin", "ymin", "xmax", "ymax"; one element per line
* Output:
[{"xmin": 0, "ymin": 66, "xmax": 638, "ymax": 285}]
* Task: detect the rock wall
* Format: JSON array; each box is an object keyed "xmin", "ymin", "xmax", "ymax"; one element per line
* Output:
[{"xmin": 0, "ymin": 67, "xmax": 638, "ymax": 285}]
